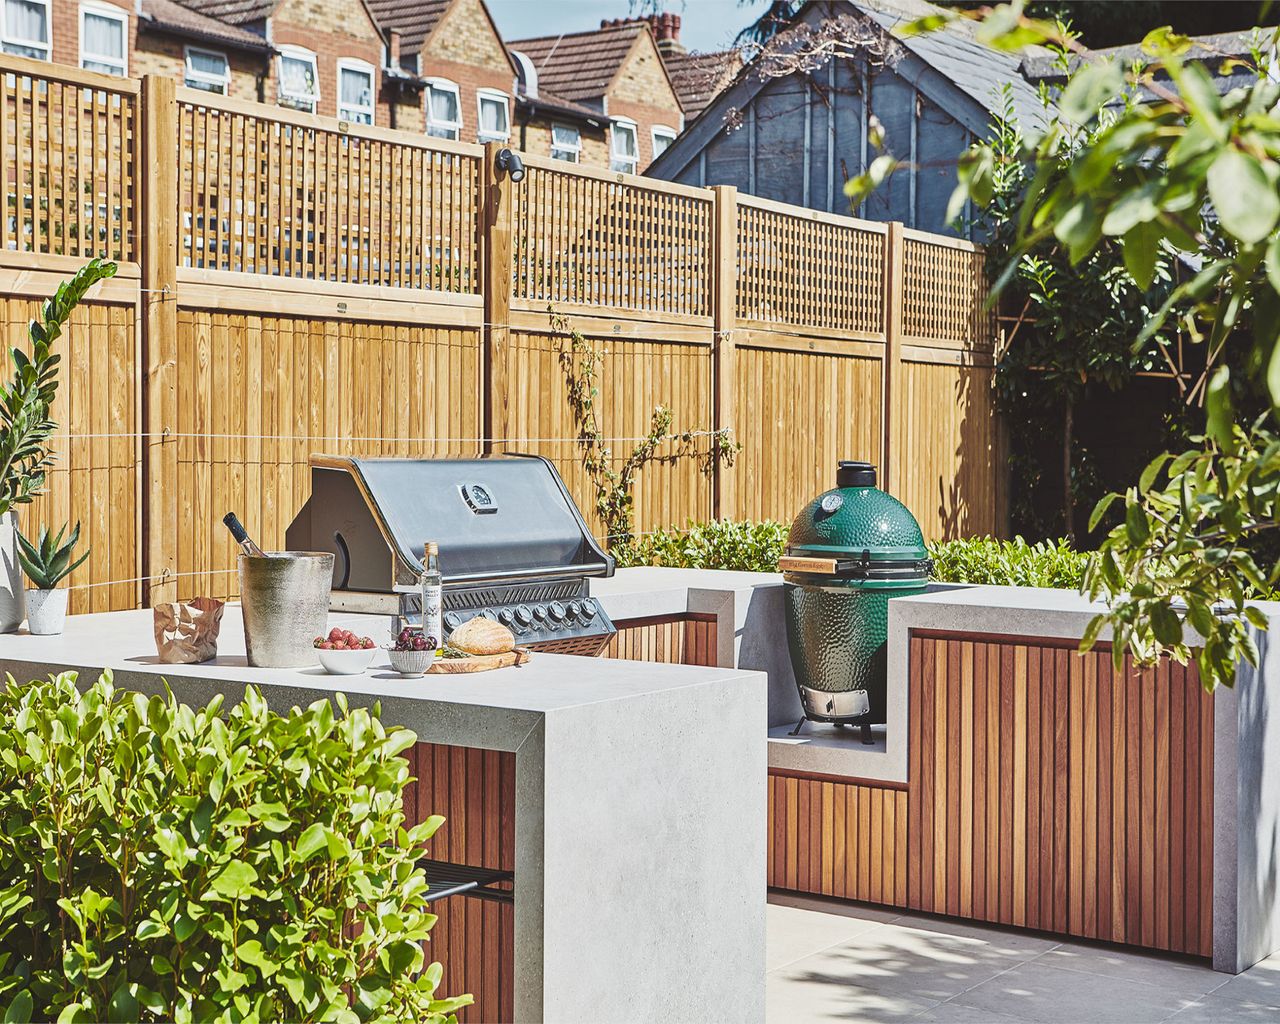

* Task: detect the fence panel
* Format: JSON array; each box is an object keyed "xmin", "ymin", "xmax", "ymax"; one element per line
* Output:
[
  {"xmin": 176, "ymin": 90, "xmax": 481, "ymax": 291},
  {"xmin": 735, "ymin": 197, "xmax": 886, "ymax": 334},
  {"xmin": 0, "ymin": 58, "xmax": 137, "ymax": 261},
  {"xmin": 511, "ymin": 158, "xmax": 713, "ymax": 318},
  {"xmin": 172, "ymin": 309, "xmax": 482, "ymax": 602},
  {"xmin": 901, "ymin": 231, "xmax": 993, "ymax": 344}
]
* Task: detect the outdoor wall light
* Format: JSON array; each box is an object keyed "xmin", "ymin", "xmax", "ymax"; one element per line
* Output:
[{"xmin": 496, "ymin": 148, "xmax": 526, "ymax": 183}]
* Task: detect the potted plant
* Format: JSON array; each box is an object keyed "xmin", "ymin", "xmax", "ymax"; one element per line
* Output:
[
  {"xmin": 16, "ymin": 521, "xmax": 88, "ymax": 634},
  {"xmin": 0, "ymin": 257, "xmax": 116, "ymax": 631}
]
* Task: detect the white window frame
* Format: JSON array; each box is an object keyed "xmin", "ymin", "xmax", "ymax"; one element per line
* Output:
[
  {"xmin": 651, "ymin": 124, "xmax": 676, "ymax": 160},
  {"xmin": 184, "ymin": 44, "xmax": 230, "ymax": 94},
  {"xmin": 476, "ymin": 88, "xmax": 509, "ymax": 143},
  {"xmin": 550, "ymin": 122, "xmax": 581, "ymax": 163},
  {"xmin": 336, "ymin": 57, "xmax": 375, "ymax": 124},
  {"xmin": 2, "ymin": 0, "xmax": 50, "ymax": 61},
  {"xmin": 79, "ymin": 1, "xmax": 127, "ymax": 77},
  {"xmin": 610, "ymin": 118, "xmax": 638, "ymax": 174},
  {"xmin": 424, "ymin": 77, "xmax": 461, "ymax": 140},
  {"xmin": 277, "ymin": 44, "xmax": 319, "ymax": 113}
]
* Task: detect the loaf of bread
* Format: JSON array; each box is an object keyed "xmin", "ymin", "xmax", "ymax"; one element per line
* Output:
[{"xmin": 449, "ymin": 616, "xmax": 515, "ymax": 656}]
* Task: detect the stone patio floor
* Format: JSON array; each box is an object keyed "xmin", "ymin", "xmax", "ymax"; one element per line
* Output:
[{"xmin": 767, "ymin": 893, "xmax": 1280, "ymax": 1022}]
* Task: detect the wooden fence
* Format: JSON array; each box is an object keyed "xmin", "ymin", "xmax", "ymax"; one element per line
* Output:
[{"xmin": 0, "ymin": 57, "xmax": 1004, "ymax": 612}]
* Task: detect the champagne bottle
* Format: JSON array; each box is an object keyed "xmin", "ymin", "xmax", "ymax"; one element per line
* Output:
[
  {"xmin": 420, "ymin": 541, "xmax": 442, "ymax": 648},
  {"xmin": 223, "ymin": 512, "xmax": 267, "ymax": 558}
]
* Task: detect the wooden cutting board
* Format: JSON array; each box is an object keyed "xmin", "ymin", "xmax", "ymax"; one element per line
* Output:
[{"xmin": 427, "ymin": 647, "xmax": 531, "ymax": 674}]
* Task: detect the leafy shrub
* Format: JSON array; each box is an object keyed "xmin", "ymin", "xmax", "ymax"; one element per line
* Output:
[
  {"xmin": 927, "ymin": 536, "xmax": 1087, "ymax": 589},
  {"xmin": 0, "ymin": 672, "xmax": 469, "ymax": 1024},
  {"xmin": 616, "ymin": 519, "xmax": 786, "ymax": 572}
]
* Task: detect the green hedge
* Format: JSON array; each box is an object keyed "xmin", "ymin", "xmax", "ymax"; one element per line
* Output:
[
  {"xmin": 616, "ymin": 521, "xmax": 1087, "ymax": 589},
  {"xmin": 927, "ymin": 536, "xmax": 1088, "ymax": 589},
  {"xmin": 0, "ymin": 672, "xmax": 469, "ymax": 1024}
]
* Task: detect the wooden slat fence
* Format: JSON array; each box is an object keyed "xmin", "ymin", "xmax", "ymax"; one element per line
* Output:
[{"xmin": 0, "ymin": 58, "xmax": 1002, "ymax": 610}]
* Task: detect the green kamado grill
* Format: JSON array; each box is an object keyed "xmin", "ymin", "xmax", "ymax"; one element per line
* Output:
[{"xmin": 779, "ymin": 461, "xmax": 930, "ymax": 742}]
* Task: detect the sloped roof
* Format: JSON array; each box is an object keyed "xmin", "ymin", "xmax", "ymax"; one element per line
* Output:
[
  {"xmin": 141, "ymin": 0, "xmax": 273, "ymax": 49},
  {"xmin": 665, "ymin": 49, "xmax": 742, "ymax": 119},
  {"xmin": 855, "ymin": 0, "xmax": 1050, "ymax": 130},
  {"xmin": 367, "ymin": 0, "xmax": 452, "ymax": 59},
  {"xmin": 509, "ymin": 22, "xmax": 645, "ymax": 103},
  {"xmin": 177, "ymin": 0, "xmax": 275, "ymax": 25}
]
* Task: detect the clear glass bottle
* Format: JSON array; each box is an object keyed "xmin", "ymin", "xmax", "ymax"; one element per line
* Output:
[{"xmin": 420, "ymin": 541, "xmax": 442, "ymax": 649}]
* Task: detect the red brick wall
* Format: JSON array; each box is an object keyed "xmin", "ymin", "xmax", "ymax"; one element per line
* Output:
[
  {"xmin": 415, "ymin": 55, "xmax": 512, "ymax": 143},
  {"xmin": 270, "ymin": 24, "xmax": 386, "ymax": 125}
]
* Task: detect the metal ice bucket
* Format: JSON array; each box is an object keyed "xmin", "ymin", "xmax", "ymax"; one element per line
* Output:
[{"xmin": 238, "ymin": 552, "xmax": 334, "ymax": 668}]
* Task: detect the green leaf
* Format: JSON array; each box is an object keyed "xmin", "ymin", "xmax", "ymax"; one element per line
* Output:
[
  {"xmin": 3, "ymin": 990, "xmax": 32, "ymax": 1024},
  {"xmin": 1122, "ymin": 219, "xmax": 1162, "ymax": 290},
  {"xmin": 209, "ymin": 860, "xmax": 258, "ymax": 900},
  {"xmin": 1266, "ymin": 232, "xmax": 1280, "ymax": 296},
  {"xmin": 1206, "ymin": 366, "xmax": 1235, "ymax": 448},
  {"xmin": 1124, "ymin": 502, "xmax": 1150, "ymax": 545},
  {"xmin": 294, "ymin": 822, "xmax": 328, "ymax": 862},
  {"xmin": 1059, "ymin": 61, "xmax": 1124, "ymax": 123},
  {"xmin": 1089, "ymin": 493, "xmax": 1122, "ymax": 533},
  {"xmin": 1207, "ymin": 148, "xmax": 1280, "ymax": 245}
]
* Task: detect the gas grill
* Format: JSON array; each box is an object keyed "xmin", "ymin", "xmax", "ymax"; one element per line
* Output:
[{"xmin": 285, "ymin": 454, "xmax": 618, "ymax": 655}]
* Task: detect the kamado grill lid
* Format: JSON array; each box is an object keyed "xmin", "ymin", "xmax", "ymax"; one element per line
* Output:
[{"xmin": 783, "ymin": 461, "xmax": 927, "ymax": 574}]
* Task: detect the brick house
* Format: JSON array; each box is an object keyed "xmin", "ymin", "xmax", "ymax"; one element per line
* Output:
[{"xmin": 0, "ymin": 0, "xmax": 725, "ymax": 173}]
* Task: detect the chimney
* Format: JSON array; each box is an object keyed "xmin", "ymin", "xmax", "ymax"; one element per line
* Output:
[{"xmin": 387, "ymin": 28, "xmax": 402, "ymax": 70}]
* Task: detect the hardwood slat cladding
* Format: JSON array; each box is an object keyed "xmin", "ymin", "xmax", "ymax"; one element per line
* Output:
[
  {"xmin": 3, "ymin": 297, "xmax": 141, "ymax": 614},
  {"xmin": 172, "ymin": 309, "xmax": 481, "ymax": 602},
  {"xmin": 732, "ymin": 346, "xmax": 882, "ymax": 523},
  {"xmin": 604, "ymin": 615, "xmax": 719, "ymax": 666},
  {"xmin": 766, "ymin": 771, "xmax": 908, "ymax": 908},
  {"xmin": 906, "ymin": 632, "xmax": 1215, "ymax": 958},
  {"xmin": 500, "ymin": 329, "xmax": 712, "ymax": 535},
  {"xmin": 401, "ymin": 742, "xmax": 515, "ymax": 1024}
]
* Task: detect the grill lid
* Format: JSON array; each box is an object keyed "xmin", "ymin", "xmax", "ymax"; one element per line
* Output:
[
  {"xmin": 288, "ymin": 454, "xmax": 614, "ymax": 590},
  {"xmin": 782, "ymin": 461, "xmax": 927, "ymax": 573}
]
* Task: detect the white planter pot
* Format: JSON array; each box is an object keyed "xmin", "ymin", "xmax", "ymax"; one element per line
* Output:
[
  {"xmin": 0, "ymin": 510, "xmax": 25, "ymax": 633},
  {"xmin": 25, "ymin": 587, "xmax": 67, "ymax": 635}
]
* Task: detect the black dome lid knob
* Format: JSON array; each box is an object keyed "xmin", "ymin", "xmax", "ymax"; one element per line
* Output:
[{"xmin": 836, "ymin": 461, "xmax": 877, "ymax": 488}]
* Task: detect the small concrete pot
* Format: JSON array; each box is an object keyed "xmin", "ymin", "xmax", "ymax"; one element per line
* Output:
[
  {"xmin": 25, "ymin": 587, "xmax": 67, "ymax": 635},
  {"xmin": 0, "ymin": 511, "xmax": 25, "ymax": 633}
]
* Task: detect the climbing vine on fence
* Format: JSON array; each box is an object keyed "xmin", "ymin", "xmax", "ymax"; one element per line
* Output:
[{"xmin": 550, "ymin": 308, "xmax": 739, "ymax": 551}]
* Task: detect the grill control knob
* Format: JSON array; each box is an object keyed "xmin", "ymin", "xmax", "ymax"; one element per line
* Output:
[
  {"xmin": 549, "ymin": 601, "xmax": 566, "ymax": 622},
  {"xmin": 497, "ymin": 608, "xmax": 514, "ymax": 627},
  {"xmin": 480, "ymin": 609, "xmax": 498, "ymax": 622},
  {"xmin": 579, "ymin": 598, "xmax": 598, "ymax": 620},
  {"xmin": 532, "ymin": 605, "xmax": 547, "ymax": 621},
  {"xmin": 565, "ymin": 601, "xmax": 582, "ymax": 620},
  {"xmin": 514, "ymin": 605, "xmax": 533, "ymax": 627},
  {"xmin": 443, "ymin": 611, "xmax": 462, "ymax": 632}
]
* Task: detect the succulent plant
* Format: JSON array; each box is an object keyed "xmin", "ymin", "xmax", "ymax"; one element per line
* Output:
[{"xmin": 16, "ymin": 521, "xmax": 89, "ymax": 591}]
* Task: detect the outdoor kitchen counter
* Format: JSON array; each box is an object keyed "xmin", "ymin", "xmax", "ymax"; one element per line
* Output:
[{"xmin": 0, "ymin": 605, "xmax": 768, "ymax": 1024}]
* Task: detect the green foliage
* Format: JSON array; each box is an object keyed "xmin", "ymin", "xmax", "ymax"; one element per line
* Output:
[
  {"xmin": 0, "ymin": 259, "xmax": 116, "ymax": 517},
  {"xmin": 16, "ymin": 521, "xmax": 89, "ymax": 590},
  {"xmin": 551, "ymin": 308, "xmax": 739, "ymax": 549},
  {"xmin": 0, "ymin": 671, "xmax": 470, "ymax": 1024},
  {"xmin": 615, "ymin": 519, "xmax": 787, "ymax": 572},
  {"xmin": 926, "ymin": 536, "xmax": 1089, "ymax": 589}
]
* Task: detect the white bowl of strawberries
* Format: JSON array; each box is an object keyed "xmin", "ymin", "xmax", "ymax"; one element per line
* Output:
[{"xmin": 314, "ymin": 627, "xmax": 378, "ymax": 675}]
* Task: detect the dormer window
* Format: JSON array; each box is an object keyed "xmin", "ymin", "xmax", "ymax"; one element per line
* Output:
[
  {"xmin": 278, "ymin": 45, "xmax": 319, "ymax": 113},
  {"xmin": 80, "ymin": 2, "xmax": 127, "ymax": 76},
  {"xmin": 425, "ymin": 78, "xmax": 461, "ymax": 140},
  {"xmin": 337, "ymin": 58, "xmax": 374, "ymax": 124},
  {"xmin": 511, "ymin": 49, "xmax": 538, "ymax": 98},
  {"xmin": 477, "ymin": 89, "xmax": 509, "ymax": 143}
]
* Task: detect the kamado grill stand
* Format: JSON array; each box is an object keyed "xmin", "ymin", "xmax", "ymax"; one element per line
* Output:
[{"xmin": 286, "ymin": 454, "xmax": 618, "ymax": 655}]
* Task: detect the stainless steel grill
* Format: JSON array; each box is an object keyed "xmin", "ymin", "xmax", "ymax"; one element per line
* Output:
[{"xmin": 285, "ymin": 454, "xmax": 617, "ymax": 654}]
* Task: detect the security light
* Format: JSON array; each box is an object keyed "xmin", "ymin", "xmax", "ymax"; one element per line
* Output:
[{"xmin": 496, "ymin": 148, "xmax": 526, "ymax": 183}]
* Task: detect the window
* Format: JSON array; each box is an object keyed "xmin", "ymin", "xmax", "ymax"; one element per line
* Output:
[
  {"xmin": 476, "ymin": 89, "xmax": 509, "ymax": 143},
  {"xmin": 337, "ymin": 58, "xmax": 374, "ymax": 124},
  {"xmin": 610, "ymin": 119, "xmax": 637, "ymax": 174},
  {"xmin": 651, "ymin": 125, "xmax": 676, "ymax": 160},
  {"xmin": 184, "ymin": 46, "xmax": 230, "ymax": 94},
  {"xmin": 2, "ymin": 0, "xmax": 48, "ymax": 60},
  {"xmin": 425, "ymin": 79, "xmax": 461, "ymax": 139},
  {"xmin": 80, "ymin": 2, "xmax": 126, "ymax": 76},
  {"xmin": 550, "ymin": 123, "xmax": 580, "ymax": 163},
  {"xmin": 278, "ymin": 45, "xmax": 319, "ymax": 113}
]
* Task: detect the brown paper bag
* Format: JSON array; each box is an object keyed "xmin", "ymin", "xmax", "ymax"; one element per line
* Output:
[{"xmin": 154, "ymin": 597, "xmax": 225, "ymax": 664}]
